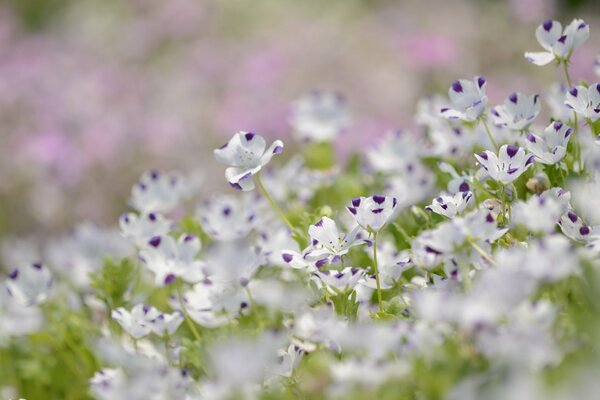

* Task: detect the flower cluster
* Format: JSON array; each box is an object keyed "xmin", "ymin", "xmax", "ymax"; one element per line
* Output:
[{"xmin": 3, "ymin": 16, "xmax": 600, "ymax": 400}]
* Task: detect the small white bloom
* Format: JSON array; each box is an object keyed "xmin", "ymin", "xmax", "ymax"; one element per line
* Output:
[
  {"xmin": 525, "ymin": 121, "xmax": 573, "ymax": 164},
  {"xmin": 440, "ymin": 76, "xmax": 488, "ymax": 122},
  {"xmin": 547, "ymin": 83, "xmax": 572, "ymax": 121},
  {"xmin": 89, "ymin": 368, "xmax": 127, "ymax": 400},
  {"xmin": 346, "ymin": 195, "xmax": 398, "ymax": 233},
  {"xmin": 425, "ymin": 191, "xmax": 473, "ymax": 218},
  {"xmin": 214, "ymin": 131, "xmax": 284, "ymax": 191},
  {"xmin": 524, "ymin": 19, "xmax": 589, "ymax": 65},
  {"xmin": 196, "ymin": 194, "xmax": 258, "ymax": 241},
  {"xmin": 119, "ymin": 212, "xmax": 172, "ymax": 247},
  {"xmin": 129, "ymin": 170, "xmax": 188, "ymax": 214},
  {"xmin": 367, "ymin": 130, "xmax": 424, "ymax": 172},
  {"xmin": 5, "ymin": 262, "xmax": 52, "ymax": 306},
  {"xmin": 140, "ymin": 234, "xmax": 205, "ymax": 286},
  {"xmin": 559, "ymin": 210, "xmax": 593, "ymax": 242},
  {"xmin": 307, "ymin": 216, "xmax": 367, "ymax": 260},
  {"xmin": 151, "ymin": 311, "xmax": 185, "ymax": 336},
  {"xmin": 111, "ymin": 304, "xmax": 161, "ymax": 339},
  {"xmin": 512, "ymin": 192, "xmax": 567, "ymax": 233},
  {"xmin": 565, "ymin": 83, "xmax": 600, "ymax": 121},
  {"xmin": 475, "ymin": 145, "xmax": 535, "ymax": 184},
  {"xmin": 290, "ymin": 91, "xmax": 350, "ymax": 142},
  {"xmin": 491, "ymin": 92, "xmax": 541, "ymax": 130},
  {"xmin": 183, "ymin": 279, "xmax": 246, "ymax": 328},
  {"xmin": 313, "ymin": 267, "xmax": 366, "ymax": 293}
]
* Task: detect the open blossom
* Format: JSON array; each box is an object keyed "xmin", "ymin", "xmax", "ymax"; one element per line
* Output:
[
  {"xmin": 525, "ymin": 121, "xmax": 573, "ymax": 165},
  {"xmin": 425, "ymin": 191, "xmax": 473, "ymax": 218},
  {"xmin": 347, "ymin": 195, "xmax": 398, "ymax": 233},
  {"xmin": 491, "ymin": 92, "xmax": 541, "ymax": 130},
  {"xmin": 290, "ymin": 91, "xmax": 350, "ymax": 142},
  {"xmin": 475, "ymin": 145, "xmax": 535, "ymax": 184},
  {"xmin": 111, "ymin": 304, "xmax": 183, "ymax": 339},
  {"xmin": 214, "ymin": 131, "xmax": 284, "ymax": 191},
  {"xmin": 140, "ymin": 234, "xmax": 205, "ymax": 286},
  {"xmin": 119, "ymin": 212, "xmax": 172, "ymax": 247},
  {"xmin": 559, "ymin": 210, "xmax": 593, "ymax": 242},
  {"xmin": 196, "ymin": 194, "xmax": 258, "ymax": 241},
  {"xmin": 313, "ymin": 267, "xmax": 366, "ymax": 293},
  {"xmin": 564, "ymin": 84, "xmax": 600, "ymax": 121},
  {"xmin": 524, "ymin": 19, "xmax": 589, "ymax": 65},
  {"xmin": 306, "ymin": 216, "xmax": 366, "ymax": 260},
  {"xmin": 512, "ymin": 192, "xmax": 567, "ymax": 233},
  {"xmin": 440, "ymin": 76, "xmax": 487, "ymax": 122},
  {"xmin": 129, "ymin": 170, "xmax": 188, "ymax": 214},
  {"xmin": 5, "ymin": 262, "xmax": 52, "ymax": 306}
]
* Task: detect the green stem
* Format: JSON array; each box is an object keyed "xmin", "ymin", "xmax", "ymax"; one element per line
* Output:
[
  {"xmin": 255, "ymin": 173, "xmax": 297, "ymax": 233},
  {"xmin": 372, "ymin": 233, "xmax": 383, "ymax": 311},
  {"xmin": 176, "ymin": 280, "xmax": 202, "ymax": 342},
  {"xmin": 468, "ymin": 239, "xmax": 497, "ymax": 266},
  {"xmin": 563, "ymin": 60, "xmax": 582, "ymax": 171},
  {"xmin": 481, "ymin": 118, "xmax": 499, "ymax": 152}
]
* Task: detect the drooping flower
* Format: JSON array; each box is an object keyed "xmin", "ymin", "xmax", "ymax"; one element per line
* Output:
[
  {"xmin": 425, "ymin": 191, "xmax": 473, "ymax": 218},
  {"xmin": 214, "ymin": 131, "xmax": 284, "ymax": 191},
  {"xmin": 346, "ymin": 195, "xmax": 398, "ymax": 233},
  {"xmin": 440, "ymin": 76, "xmax": 488, "ymax": 122},
  {"xmin": 119, "ymin": 212, "xmax": 172, "ymax": 247},
  {"xmin": 491, "ymin": 92, "xmax": 541, "ymax": 130},
  {"xmin": 475, "ymin": 145, "xmax": 535, "ymax": 184},
  {"xmin": 525, "ymin": 121, "xmax": 573, "ymax": 165},
  {"xmin": 129, "ymin": 170, "xmax": 188, "ymax": 214},
  {"xmin": 524, "ymin": 19, "xmax": 589, "ymax": 65},
  {"xmin": 564, "ymin": 83, "xmax": 600, "ymax": 121},
  {"xmin": 196, "ymin": 194, "xmax": 258, "ymax": 241},
  {"xmin": 139, "ymin": 234, "xmax": 205, "ymax": 286},
  {"xmin": 290, "ymin": 91, "xmax": 350, "ymax": 142},
  {"xmin": 5, "ymin": 262, "xmax": 52, "ymax": 306}
]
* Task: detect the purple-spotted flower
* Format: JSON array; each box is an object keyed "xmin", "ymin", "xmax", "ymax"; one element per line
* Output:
[
  {"xmin": 290, "ymin": 91, "xmax": 350, "ymax": 142},
  {"xmin": 313, "ymin": 267, "xmax": 366, "ymax": 294},
  {"xmin": 512, "ymin": 193, "xmax": 567, "ymax": 233},
  {"xmin": 475, "ymin": 145, "xmax": 535, "ymax": 184},
  {"xmin": 111, "ymin": 304, "xmax": 161, "ymax": 339},
  {"xmin": 524, "ymin": 19, "xmax": 589, "ymax": 65},
  {"xmin": 214, "ymin": 131, "xmax": 284, "ymax": 191},
  {"xmin": 347, "ymin": 195, "xmax": 398, "ymax": 233},
  {"xmin": 559, "ymin": 210, "xmax": 593, "ymax": 242},
  {"xmin": 440, "ymin": 76, "xmax": 488, "ymax": 122},
  {"xmin": 139, "ymin": 234, "xmax": 205, "ymax": 286},
  {"xmin": 425, "ymin": 191, "xmax": 473, "ymax": 218},
  {"xmin": 491, "ymin": 92, "xmax": 541, "ymax": 130},
  {"xmin": 525, "ymin": 121, "xmax": 573, "ymax": 165},
  {"xmin": 196, "ymin": 194, "xmax": 258, "ymax": 241},
  {"xmin": 129, "ymin": 170, "xmax": 188, "ymax": 214},
  {"xmin": 5, "ymin": 262, "xmax": 52, "ymax": 306},
  {"xmin": 119, "ymin": 212, "xmax": 172, "ymax": 247},
  {"xmin": 564, "ymin": 83, "xmax": 600, "ymax": 121},
  {"xmin": 306, "ymin": 217, "xmax": 367, "ymax": 260}
]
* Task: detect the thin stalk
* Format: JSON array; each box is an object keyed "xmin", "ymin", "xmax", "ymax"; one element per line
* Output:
[
  {"xmin": 255, "ymin": 172, "xmax": 297, "ymax": 233},
  {"xmin": 563, "ymin": 60, "xmax": 582, "ymax": 171},
  {"xmin": 468, "ymin": 239, "xmax": 497, "ymax": 266},
  {"xmin": 372, "ymin": 232, "xmax": 383, "ymax": 311},
  {"xmin": 481, "ymin": 118, "xmax": 499, "ymax": 152},
  {"xmin": 176, "ymin": 280, "xmax": 202, "ymax": 342}
]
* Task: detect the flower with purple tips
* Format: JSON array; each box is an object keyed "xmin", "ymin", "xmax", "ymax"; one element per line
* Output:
[
  {"xmin": 5, "ymin": 262, "xmax": 53, "ymax": 306},
  {"xmin": 525, "ymin": 121, "xmax": 573, "ymax": 165},
  {"xmin": 440, "ymin": 76, "xmax": 488, "ymax": 122},
  {"xmin": 347, "ymin": 195, "xmax": 398, "ymax": 233},
  {"xmin": 524, "ymin": 19, "xmax": 589, "ymax": 65},
  {"xmin": 475, "ymin": 145, "xmax": 535, "ymax": 184},
  {"xmin": 564, "ymin": 83, "xmax": 600, "ymax": 121},
  {"xmin": 491, "ymin": 92, "xmax": 541, "ymax": 130}
]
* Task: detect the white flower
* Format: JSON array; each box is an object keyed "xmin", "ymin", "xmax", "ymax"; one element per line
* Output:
[
  {"xmin": 290, "ymin": 91, "xmax": 350, "ymax": 142},
  {"xmin": 313, "ymin": 267, "xmax": 366, "ymax": 293},
  {"xmin": 367, "ymin": 130, "xmax": 424, "ymax": 173},
  {"xmin": 306, "ymin": 217, "xmax": 367, "ymax": 260},
  {"xmin": 89, "ymin": 368, "xmax": 127, "ymax": 400},
  {"xmin": 140, "ymin": 234, "xmax": 205, "ymax": 286},
  {"xmin": 360, "ymin": 245, "xmax": 412, "ymax": 289},
  {"xmin": 119, "ymin": 212, "xmax": 172, "ymax": 247},
  {"xmin": 111, "ymin": 304, "xmax": 160, "ymax": 339},
  {"xmin": 559, "ymin": 210, "xmax": 593, "ymax": 242},
  {"xmin": 183, "ymin": 279, "xmax": 246, "ymax": 328},
  {"xmin": 5, "ymin": 262, "xmax": 52, "ymax": 306},
  {"xmin": 346, "ymin": 195, "xmax": 398, "ymax": 233},
  {"xmin": 547, "ymin": 83, "xmax": 572, "ymax": 121},
  {"xmin": 475, "ymin": 145, "xmax": 535, "ymax": 184},
  {"xmin": 525, "ymin": 121, "xmax": 573, "ymax": 165},
  {"xmin": 524, "ymin": 19, "xmax": 589, "ymax": 65},
  {"xmin": 196, "ymin": 194, "xmax": 258, "ymax": 241},
  {"xmin": 491, "ymin": 92, "xmax": 541, "ymax": 130},
  {"xmin": 440, "ymin": 76, "xmax": 488, "ymax": 122},
  {"xmin": 129, "ymin": 170, "xmax": 188, "ymax": 214},
  {"xmin": 150, "ymin": 311, "xmax": 184, "ymax": 337},
  {"xmin": 214, "ymin": 131, "xmax": 284, "ymax": 191},
  {"xmin": 565, "ymin": 83, "xmax": 600, "ymax": 121},
  {"xmin": 425, "ymin": 191, "xmax": 473, "ymax": 218},
  {"xmin": 512, "ymin": 192, "xmax": 567, "ymax": 233}
]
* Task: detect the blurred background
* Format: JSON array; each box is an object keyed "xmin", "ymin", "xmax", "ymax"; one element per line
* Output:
[{"xmin": 0, "ymin": 0, "xmax": 599, "ymax": 237}]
